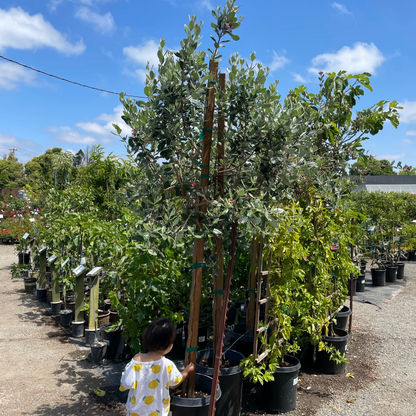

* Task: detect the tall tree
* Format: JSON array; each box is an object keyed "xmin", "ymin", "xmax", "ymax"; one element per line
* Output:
[{"xmin": 349, "ymin": 155, "xmax": 395, "ymax": 175}]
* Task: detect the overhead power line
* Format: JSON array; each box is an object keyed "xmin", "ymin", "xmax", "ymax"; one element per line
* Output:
[{"xmin": 0, "ymin": 54, "xmax": 147, "ymax": 99}]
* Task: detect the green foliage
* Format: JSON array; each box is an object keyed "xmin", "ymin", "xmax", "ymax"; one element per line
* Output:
[{"xmin": 349, "ymin": 155, "xmax": 395, "ymax": 176}]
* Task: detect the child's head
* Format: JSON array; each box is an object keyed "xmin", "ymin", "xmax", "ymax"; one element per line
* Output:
[{"xmin": 143, "ymin": 317, "xmax": 177, "ymax": 352}]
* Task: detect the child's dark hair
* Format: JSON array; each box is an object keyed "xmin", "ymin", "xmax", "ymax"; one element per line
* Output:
[{"xmin": 142, "ymin": 318, "xmax": 177, "ymax": 352}]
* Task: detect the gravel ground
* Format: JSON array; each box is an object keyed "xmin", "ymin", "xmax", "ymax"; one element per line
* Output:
[{"xmin": 1, "ymin": 244, "xmax": 416, "ymax": 415}]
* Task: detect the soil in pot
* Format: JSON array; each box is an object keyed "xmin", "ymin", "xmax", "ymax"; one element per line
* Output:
[
  {"xmin": 356, "ymin": 274, "xmax": 366, "ymax": 292},
  {"xmin": 371, "ymin": 268, "xmax": 386, "ymax": 286},
  {"xmin": 260, "ymin": 355, "xmax": 301, "ymax": 414},
  {"xmin": 334, "ymin": 305, "xmax": 351, "ymax": 331},
  {"xmin": 196, "ymin": 349, "xmax": 244, "ymax": 416},
  {"xmin": 97, "ymin": 310, "xmax": 110, "ymax": 327},
  {"xmin": 386, "ymin": 265, "xmax": 398, "ymax": 283},
  {"xmin": 170, "ymin": 373, "xmax": 221, "ymax": 416},
  {"xmin": 315, "ymin": 328, "xmax": 349, "ymax": 374}
]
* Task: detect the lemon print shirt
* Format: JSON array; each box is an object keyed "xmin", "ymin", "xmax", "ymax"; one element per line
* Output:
[{"xmin": 120, "ymin": 356, "xmax": 183, "ymax": 416}]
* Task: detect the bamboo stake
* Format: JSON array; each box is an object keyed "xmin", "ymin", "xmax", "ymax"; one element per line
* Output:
[
  {"xmin": 213, "ymin": 72, "xmax": 226, "ymax": 350},
  {"xmin": 246, "ymin": 237, "xmax": 259, "ymax": 336},
  {"xmin": 184, "ymin": 61, "xmax": 218, "ymax": 398}
]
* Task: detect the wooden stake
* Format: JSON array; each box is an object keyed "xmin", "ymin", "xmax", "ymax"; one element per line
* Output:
[
  {"xmin": 213, "ymin": 73, "xmax": 226, "ymax": 350},
  {"xmin": 246, "ymin": 237, "xmax": 258, "ymax": 336},
  {"xmin": 184, "ymin": 61, "xmax": 218, "ymax": 398}
]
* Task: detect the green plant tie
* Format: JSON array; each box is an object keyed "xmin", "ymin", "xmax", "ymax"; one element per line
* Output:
[
  {"xmin": 208, "ymin": 80, "xmax": 217, "ymax": 84},
  {"xmin": 192, "ymin": 263, "xmax": 205, "ymax": 269},
  {"xmin": 247, "ymin": 289, "xmax": 256, "ymax": 294},
  {"xmin": 195, "ymin": 161, "xmax": 210, "ymax": 169},
  {"xmin": 263, "ymin": 326, "xmax": 268, "ymax": 331},
  {"xmin": 186, "ymin": 346, "xmax": 199, "ymax": 352},
  {"xmin": 201, "ymin": 174, "xmax": 210, "ymax": 178},
  {"xmin": 199, "ymin": 128, "xmax": 213, "ymax": 141},
  {"xmin": 213, "ymin": 290, "xmax": 224, "ymax": 295},
  {"xmin": 332, "ymin": 274, "xmax": 337, "ymax": 278}
]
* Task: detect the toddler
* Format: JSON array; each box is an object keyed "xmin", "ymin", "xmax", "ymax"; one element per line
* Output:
[{"xmin": 120, "ymin": 317, "xmax": 194, "ymax": 416}]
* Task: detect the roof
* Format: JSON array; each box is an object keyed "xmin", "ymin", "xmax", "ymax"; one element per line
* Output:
[{"xmin": 354, "ymin": 176, "xmax": 416, "ymax": 194}]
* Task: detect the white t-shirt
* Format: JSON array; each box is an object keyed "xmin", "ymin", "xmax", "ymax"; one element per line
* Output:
[{"xmin": 120, "ymin": 356, "xmax": 182, "ymax": 416}]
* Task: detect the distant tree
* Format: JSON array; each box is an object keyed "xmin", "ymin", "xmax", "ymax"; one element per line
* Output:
[
  {"xmin": 349, "ymin": 155, "xmax": 395, "ymax": 175},
  {"xmin": 0, "ymin": 152, "xmax": 25, "ymax": 189},
  {"xmin": 73, "ymin": 149, "xmax": 87, "ymax": 167},
  {"xmin": 399, "ymin": 165, "xmax": 416, "ymax": 175}
]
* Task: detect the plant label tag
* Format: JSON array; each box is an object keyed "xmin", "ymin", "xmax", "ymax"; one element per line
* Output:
[
  {"xmin": 393, "ymin": 236, "xmax": 400, "ymax": 242},
  {"xmin": 47, "ymin": 254, "xmax": 58, "ymax": 264},
  {"xmin": 72, "ymin": 265, "xmax": 85, "ymax": 276},
  {"xmin": 361, "ymin": 280, "xmax": 365, "ymax": 284},
  {"xmin": 198, "ymin": 336, "xmax": 205, "ymax": 342},
  {"xmin": 293, "ymin": 377, "xmax": 298, "ymax": 385},
  {"xmin": 22, "ymin": 232, "xmax": 29, "ymax": 240},
  {"xmin": 62, "ymin": 258, "xmax": 70, "ymax": 267},
  {"xmin": 345, "ymin": 345, "xmax": 348, "ymax": 352},
  {"xmin": 177, "ymin": 328, "xmax": 182, "ymax": 334},
  {"xmin": 0, "ymin": 214, "xmax": 3, "ymax": 219},
  {"xmin": 29, "ymin": 218, "xmax": 35, "ymax": 222},
  {"xmin": 103, "ymin": 339, "xmax": 110, "ymax": 346}
]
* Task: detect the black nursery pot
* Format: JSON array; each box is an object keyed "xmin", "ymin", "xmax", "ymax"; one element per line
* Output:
[
  {"xmin": 347, "ymin": 277, "xmax": 357, "ymax": 297},
  {"xmin": 386, "ymin": 265, "xmax": 398, "ymax": 283},
  {"xmin": 24, "ymin": 277, "xmax": 37, "ymax": 294},
  {"xmin": 356, "ymin": 274, "xmax": 366, "ymax": 292},
  {"xmin": 100, "ymin": 323, "xmax": 125, "ymax": 360},
  {"xmin": 18, "ymin": 253, "xmax": 30, "ymax": 265},
  {"xmin": 260, "ymin": 355, "xmax": 301, "ymax": 414},
  {"xmin": 196, "ymin": 349, "xmax": 244, "ymax": 416},
  {"xmin": 59, "ymin": 309, "xmax": 72, "ymax": 326},
  {"xmin": 371, "ymin": 268, "xmax": 386, "ymax": 286},
  {"xmin": 334, "ymin": 306, "xmax": 351, "ymax": 331},
  {"xmin": 227, "ymin": 323, "xmax": 254, "ymax": 358},
  {"xmin": 397, "ymin": 263, "xmax": 405, "ymax": 280},
  {"xmin": 315, "ymin": 328, "xmax": 349, "ymax": 374},
  {"xmin": 170, "ymin": 373, "xmax": 221, "ymax": 416}
]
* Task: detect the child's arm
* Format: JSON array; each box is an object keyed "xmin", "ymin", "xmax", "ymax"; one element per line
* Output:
[
  {"xmin": 169, "ymin": 363, "xmax": 195, "ymax": 389},
  {"xmin": 119, "ymin": 361, "xmax": 135, "ymax": 392}
]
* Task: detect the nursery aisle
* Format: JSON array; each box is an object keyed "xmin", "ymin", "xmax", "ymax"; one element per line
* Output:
[{"xmin": 0, "ymin": 245, "xmax": 125, "ymax": 416}]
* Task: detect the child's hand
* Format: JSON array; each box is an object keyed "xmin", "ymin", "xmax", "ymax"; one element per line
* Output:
[{"xmin": 185, "ymin": 363, "xmax": 195, "ymax": 373}]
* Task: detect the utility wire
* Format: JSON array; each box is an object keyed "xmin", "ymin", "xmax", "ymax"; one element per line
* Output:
[{"xmin": 0, "ymin": 54, "xmax": 147, "ymax": 99}]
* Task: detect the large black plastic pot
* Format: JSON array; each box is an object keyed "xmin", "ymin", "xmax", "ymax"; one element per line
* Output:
[
  {"xmin": 371, "ymin": 268, "xmax": 386, "ymax": 286},
  {"xmin": 227, "ymin": 323, "xmax": 254, "ymax": 358},
  {"xmin": 18, "ymin": 253, "xmax": 30, "ymax": 264},
  {"xmin": 356, "ymin": 274, "xmax": 366, "ymax": 292},
  {"xmin": 91, "ymin": 341, "xmax": 107, "ymax": 365},
  {"xmin": 334, "ymin": 306, "xmax": 351, "ymax": 331},
  {"xmin": 59, "ymin": 309, "xmax": 72, "ymax": 326},
  {"xmin": 24, "ymin": 277, "xmax": 37, "ymax": 294},
  {"xmin": 260, "ymin": 355, "xmax": 301, "ymax": 414},
  {"xmin": 409, "ymin": 251, "xmax": 416, "ymax": 261},
  {"xmin": 171, "ymin": 373, "xmax": 221, "ymax": 416},
  {"xmin": 100, "ymin": 323, "xmax": 124, "ymax": 360},
  {"xmin": 397, "ymin": 263, "xmax": 405, "ymax": 280},
  {"xmin": 316, "ymin": 328, "xmax": 349, "ymax": 374},
  {"xmin": 196, "ymin": 349, "xmax": 244, "ymax": 416},
  {"xmin": 347, "ymin": 277, "xmax": 357, "ymax": 297},
  {"xmin": 386, "ymin": 265, "xmax": 398, "ymax": 283}
]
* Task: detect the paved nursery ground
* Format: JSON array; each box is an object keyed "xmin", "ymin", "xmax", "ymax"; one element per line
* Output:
[{"xmin": 1, "ymin": 244, "xmax": 416, "ymax": 416}]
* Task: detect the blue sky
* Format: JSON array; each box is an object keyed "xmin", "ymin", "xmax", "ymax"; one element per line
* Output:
[{"xmin": 1, "ymin": 0, "xmax": 416, "ymax": 167}]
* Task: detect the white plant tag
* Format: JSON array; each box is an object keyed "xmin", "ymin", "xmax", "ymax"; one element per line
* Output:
[
  {"xmin": 198, "ymin": 336, "xmax": 205, "ymax": 342},
  {"xmin": 293, "ymin": 377, "xmax": 298, "ymax": 385}
]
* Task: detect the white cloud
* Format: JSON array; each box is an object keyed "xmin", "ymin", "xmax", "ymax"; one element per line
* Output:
[
  {"xmin": 200, "ymin": 0, "xmax": 214, "ymax": 12},
  {"xmin": 76, "ymin": 105, "xmax": 131, "ymax": 139},
  {"xmin": 48, "ymin": 0, "xmax": 64, "ymax": 12},
  {"xmin": 269, "ymin": 52, "xmax": 289, "ymax": 71},
  {"xmin": 308, "ymin": 42, "xmax": 385, "ymax": 75},
  {"xmin": 74, "ymin": 6, "xmax": 116, "ymax": 34},
  {"xmin": 0, "ymin": 62, "xmax": 36, "ymax": 90},
  {"xmin": 123, "ymin": 40, "xmax": 160, "ymax": 68},
  {"xmin": 376, "ymin": 153, "xmax": 405, "ymax": 160},
  {"xmin": 398, "ymin": 101, "xmax": 416, "ymax": 124},
  {"xmin": 406, "ymin": 130, "xmax": 416, "ymax": 136},
  {"xmin": 404, "ymin": 138, "xmax": 416, "ymax": 144},
  {"xmin": 331, "ymin": 2, "xmax": 352, "ymax": 15},
  {"xmin": 52, "ymin": 126, "xmax": 97, "ymax": 145},
  {"xmin": 0, "ymin": 7, "xmax": 85, "ymax": 55},
  {"xmin": 292, "ymin": 73, "xmax": 309, "ymax": 84},
  {"xmin": 0, "ymin": 133, "xmax": 39, "ymax": 163}
]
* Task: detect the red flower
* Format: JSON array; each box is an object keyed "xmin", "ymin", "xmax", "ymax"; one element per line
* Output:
[{"xmin": 229, "ymin": 199, "xmax": 234, "ymax": 203}]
